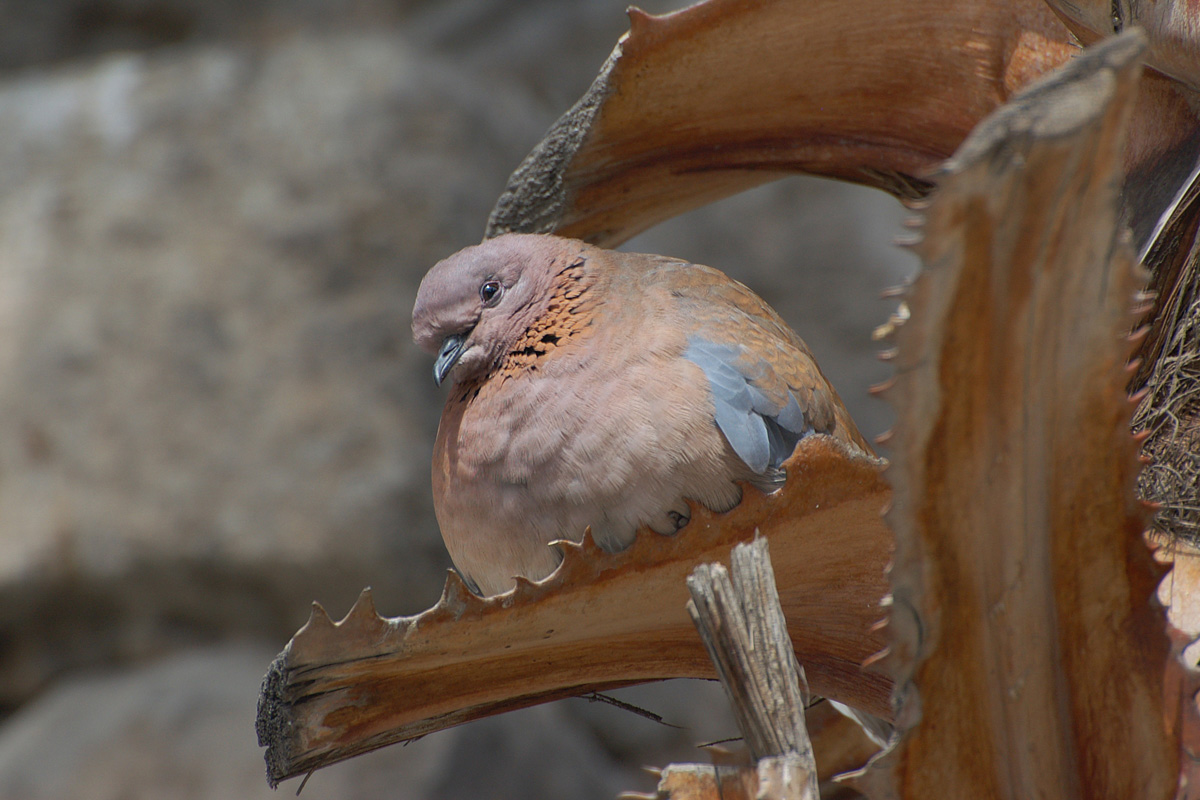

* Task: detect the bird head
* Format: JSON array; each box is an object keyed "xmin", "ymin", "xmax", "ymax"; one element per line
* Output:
[{"xmin": 412, "ymin": 234, "xmax": 574, "ymax": 386}]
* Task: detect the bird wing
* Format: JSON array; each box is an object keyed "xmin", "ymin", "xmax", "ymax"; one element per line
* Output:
[
  {"xmin": 682, "ymin": 337, "xmax": 813, "ymax": 473},
  {"xmin": 616, "ymin": 253, "xmax": 864, "ymax": 470}
]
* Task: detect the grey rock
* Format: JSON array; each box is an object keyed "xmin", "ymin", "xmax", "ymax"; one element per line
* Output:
[
  {"xmin": 0, "ymin": 32, "xmax": 549, "ymax": 707},
  {"xmin": 564, "ymin": 679, "xmax": 740, "ymax": 765},
  {"xmin": 0, "ymin": 643, "xmax": 638, "ymax": 800},
  {"xmin": 0, "ymin": 0, "xmax": 416, "ymax": 74},
  {"xmin": 407, "ymin": 0, "xmax": 682, "ymax": 113},
  {"xmin": 427, "ymin": 703, "xmax": 635, "ymax": 800},
  {"xmin": 0, "ymin": 644, "xmax": 336, "ymax": 800}
]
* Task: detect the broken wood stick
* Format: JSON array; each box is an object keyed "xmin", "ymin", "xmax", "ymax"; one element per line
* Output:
[{"xmin": 684, "ymin": 536, "xmax": 819, "ymax": 800}]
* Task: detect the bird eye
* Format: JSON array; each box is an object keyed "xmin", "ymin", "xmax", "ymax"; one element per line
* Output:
[{"xmin": 480, "ymin": 280, "xmax": 503, "ymax": 306}]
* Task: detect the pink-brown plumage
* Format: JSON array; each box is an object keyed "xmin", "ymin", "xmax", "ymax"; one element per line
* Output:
[{"xmin": 412, "ymin": 233, "xmax": 867, "ymax": 596}]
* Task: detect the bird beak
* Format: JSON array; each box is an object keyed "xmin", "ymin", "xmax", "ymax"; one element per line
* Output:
[{"xmin": 433, "ymin": 334, "xmax": 467, "ymax": 386}]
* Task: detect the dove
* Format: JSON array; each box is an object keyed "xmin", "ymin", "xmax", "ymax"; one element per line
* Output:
[{"xmin": 412, "ymin": 233, "xmax": 868, "ymax": 597}]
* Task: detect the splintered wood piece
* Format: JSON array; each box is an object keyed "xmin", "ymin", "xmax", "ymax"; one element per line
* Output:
[
  {"xmin": 485, "ymin": 0, "xmax": 1076, "ymax": 248},
  {"xmin": 870, "ymin": 30, "xmax": 1178, "ymax": 799},
  {"xmin": 256, "ymin": 435, "xmax": 892, "ymax": 787},
  {"xmin": 686, "ymin": 539, "xmax": 817, "ymax": 780},
  {"xmin": 621, "ymin": 703, "xmax": 881, "ymax": 800},
  {"xmin": 644, "ymin": 758, "xmax": 818, "ymax": 800},
  {"xmin": 685, "ymin": 538, "xmax": 819, "ymax": 799},
  {"xmin": 644, "ymin": 764, "xmax": 727, "ymax": 800}
]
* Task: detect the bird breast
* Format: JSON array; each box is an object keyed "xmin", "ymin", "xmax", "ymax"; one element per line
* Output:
[{"xmin": 431, "ymin": 326, "xmax": 748, "ymax": 595}]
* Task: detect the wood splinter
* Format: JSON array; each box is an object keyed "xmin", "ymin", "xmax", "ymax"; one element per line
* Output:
[{"xmin": 651, "ymin": 536, "xmax": 822, "ymax": 800}]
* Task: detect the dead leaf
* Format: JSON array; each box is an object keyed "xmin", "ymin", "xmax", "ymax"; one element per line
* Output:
[
  {"xmin": 873, "ymin": 30, "xmax": 1178, "ymax": 799},
  {"xmin": 486, "ymin": 0, "xmax": 1076, "ymax": 248}
]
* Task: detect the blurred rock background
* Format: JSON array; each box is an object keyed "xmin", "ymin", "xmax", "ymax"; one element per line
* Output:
[{"xmin": 0, "ymin": 1, "xmax": 916, "ymax": 797}]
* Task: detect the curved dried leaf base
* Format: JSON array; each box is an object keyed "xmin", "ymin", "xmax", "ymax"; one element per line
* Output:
[
  {"xmin": 868, "ymin": 31, "xmax": 1180, "ymax": 800},
  {"xmin": 256, "ymin": 435, "xmax": 892, "ymax": 786},
  {"xmin": 486, "ymin": 0, "xmax": 1077, "ymax": 248}
]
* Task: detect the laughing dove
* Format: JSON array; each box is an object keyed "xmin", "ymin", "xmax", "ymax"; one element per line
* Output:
[{"xmin": 412, "ymin": 233, "xmax": 869, "ymax": 596}]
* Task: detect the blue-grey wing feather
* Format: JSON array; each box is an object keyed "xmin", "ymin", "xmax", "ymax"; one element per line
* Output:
[
  {"xmin": 684, "ymin": 337, "xmax": 814, "ymax": 477},
  {"xmin": 711, "ymin": 391, "xmax": 771, "ymax": 473}
]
